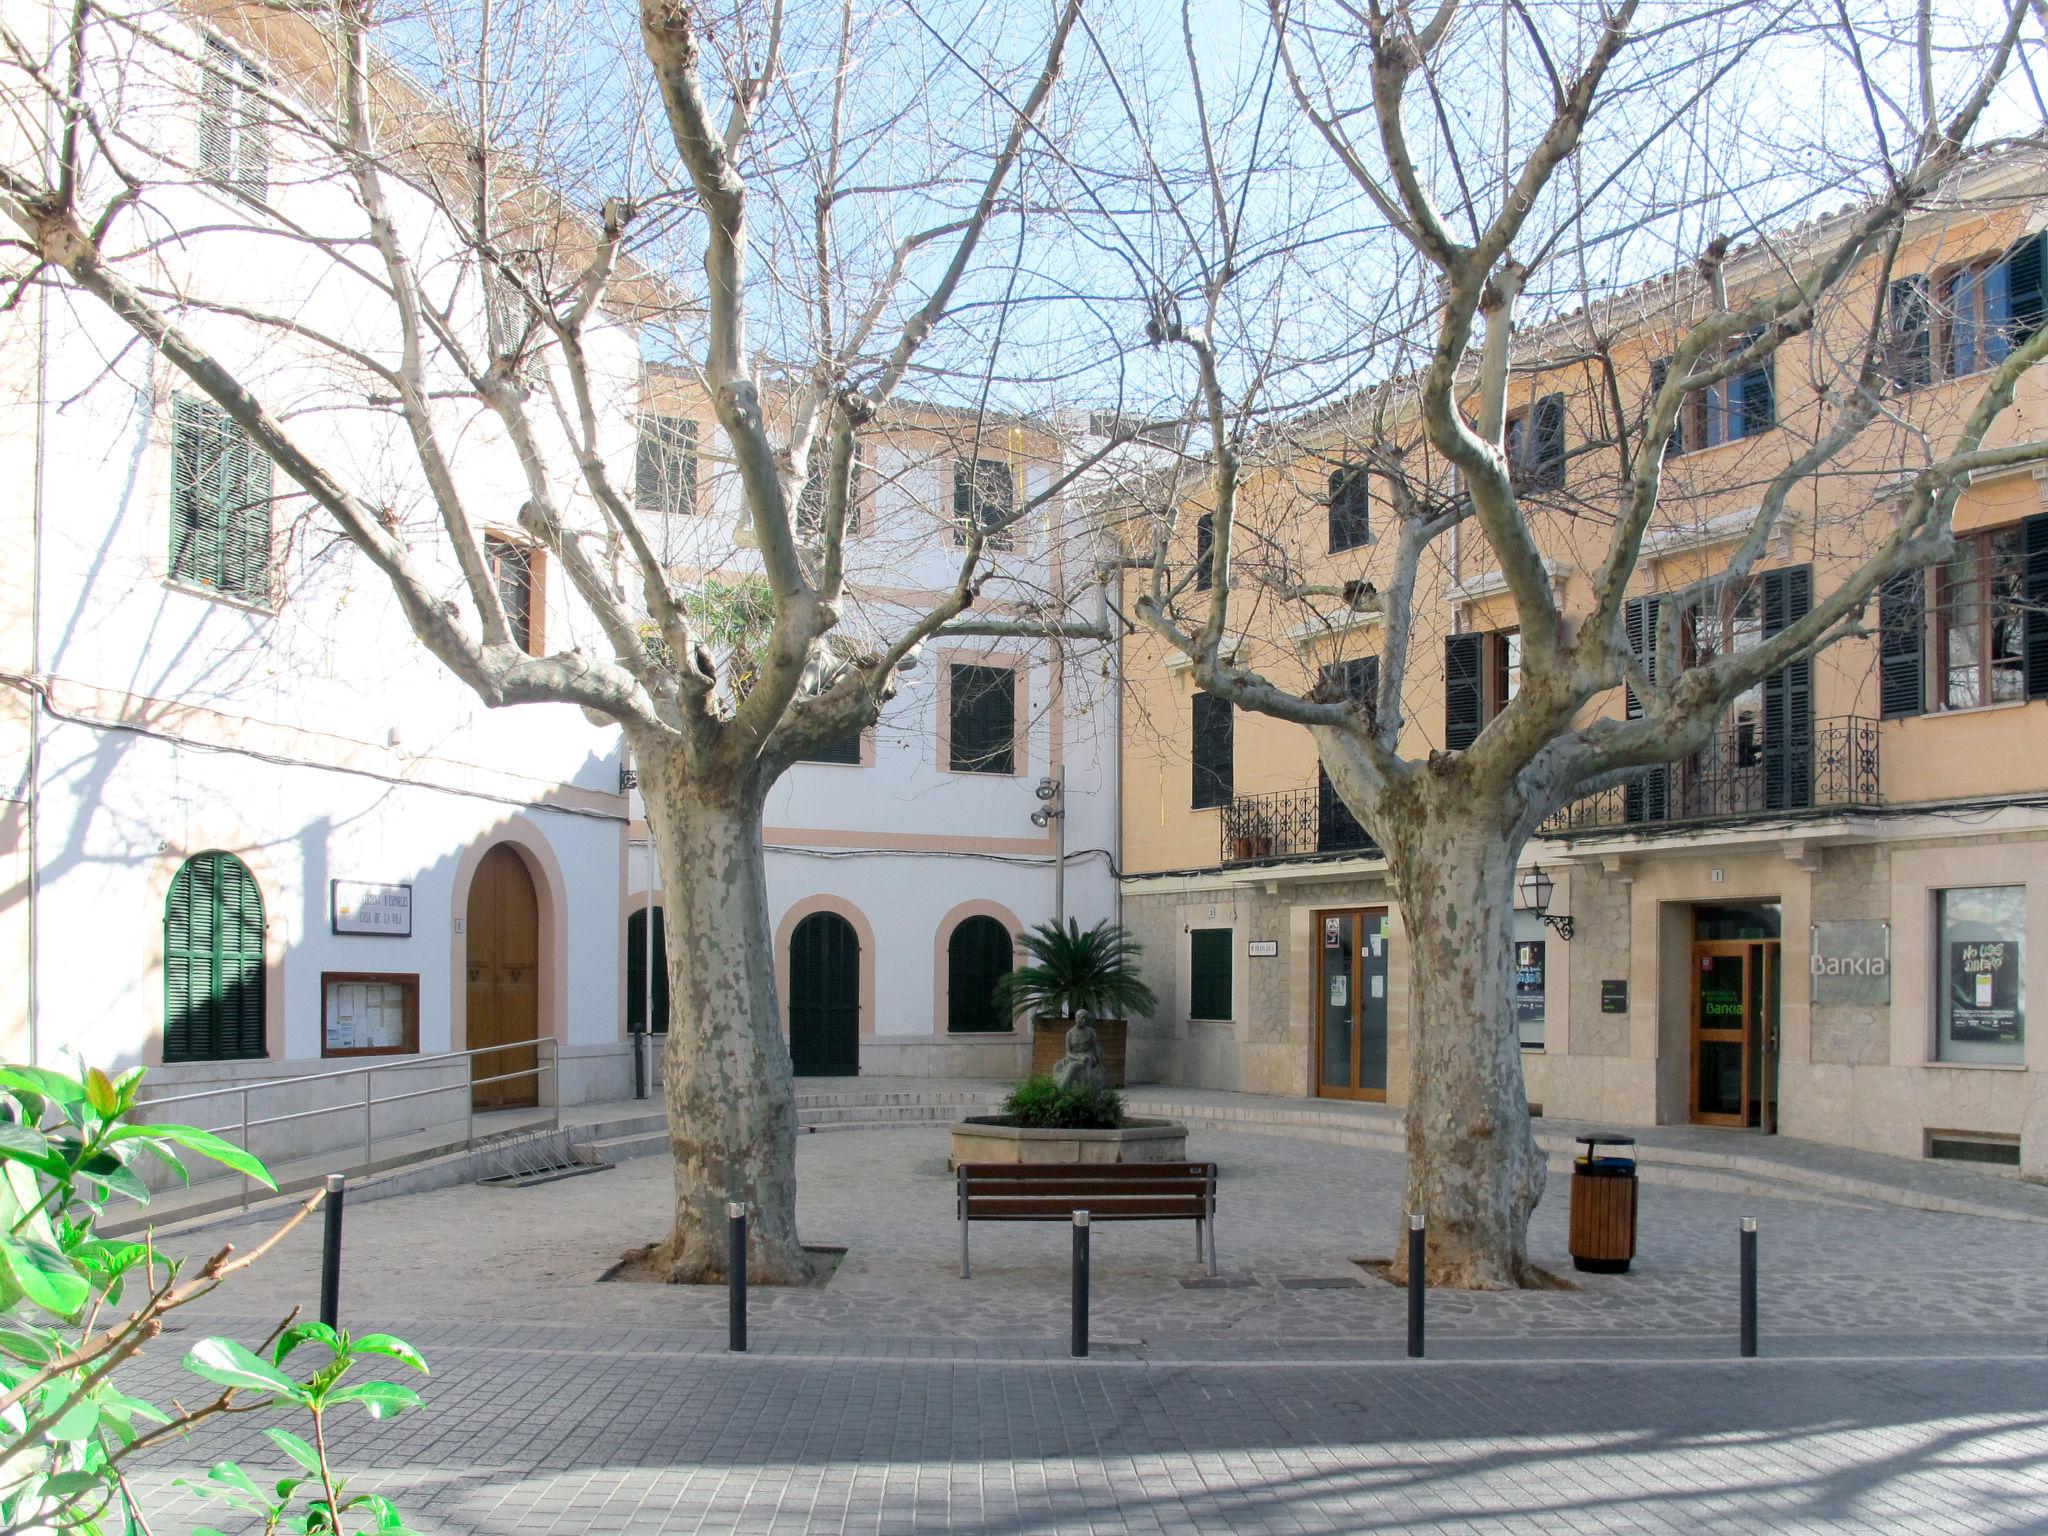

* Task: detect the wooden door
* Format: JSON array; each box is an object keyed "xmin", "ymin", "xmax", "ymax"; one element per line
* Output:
[
  {"xmin": 467, "ymin": 845, "xmax": 540, "ymax": 1109},
  {"xmin": 1314, "ymin": 908, "xmax": 1389, "ymax": 1101},
  {"xmin": 789, "ymin": 912, "xmax": 860, "ymax": 1076},
  {"xmin": 1690, "ymin": 941, "xmax": 1751, "ymax": 1126}
]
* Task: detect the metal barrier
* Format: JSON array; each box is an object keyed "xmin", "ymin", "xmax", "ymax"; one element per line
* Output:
[{"xmin": 136, "ymin": 1039, "xmax": 561, "ymax": 1208}]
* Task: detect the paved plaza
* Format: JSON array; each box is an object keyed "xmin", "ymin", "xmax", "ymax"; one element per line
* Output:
[{"xmin": 128, "ymin": 1123, "xmax": 2048, "ymax": 1533}]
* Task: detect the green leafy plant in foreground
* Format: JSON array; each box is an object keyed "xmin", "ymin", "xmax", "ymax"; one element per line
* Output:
[
  {"xmin": 0, "ymin": 1060, "xmax": 429, "ymax": 1535},
  {"xmin": 179, "ymin": 1322, "xmax": 430, "ymax": 1535},
  {"xmin": 1002, "ymin": 1075, "xmax": 1125, "ymax": 1131}
]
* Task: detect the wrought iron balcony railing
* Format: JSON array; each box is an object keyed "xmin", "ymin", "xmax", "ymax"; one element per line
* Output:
[
  {"xmin": 1539, "ymin": 714, "xmax": 1881, "ymax": 835},
  {"xmin": 1219, "ymin": 782, "xmax": 1380, "ymax": 866},
  {"xmin": 1216, "ymin": 715, "xmax": 1881, "ymax": 866}
]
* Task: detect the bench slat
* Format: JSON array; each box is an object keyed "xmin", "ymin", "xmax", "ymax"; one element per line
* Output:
[
  {"xmin": 967, "ymin": 1180, "xmax": 1209, "ymax": 1200},
  {"xmin": 957, "ymin": 1162, "xmax": 1212, "ymax": 1181},
  {"xmin": 961, "ymin": 1197, "xmax": 1208, "ymax": 1220}
]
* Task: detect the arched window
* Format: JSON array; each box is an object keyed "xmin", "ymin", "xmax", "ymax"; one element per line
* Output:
[
  {"xmin": 626, "ymin": 907, "xmax": 670, "ymax": 1034},
  {"xmin": 947, "ymin": 915, "xmax": 1014, "ymax": 1033},
  {"xmin": 164, "ymin": 852, "xmax": 266, "ymax": 1062}
]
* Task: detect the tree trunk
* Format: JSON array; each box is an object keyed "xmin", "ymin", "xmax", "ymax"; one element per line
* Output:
[
  {"xmin": 637, "ymin": 744, "xmax": 815, "ymax": 1285},
  {"xmin": 1379, "ymin": 790, "xmax": 1548, "ymax": 1289}
]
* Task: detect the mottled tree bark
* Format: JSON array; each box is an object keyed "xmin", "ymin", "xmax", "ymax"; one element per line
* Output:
[
  {"xmin": 1378, "ymin": 778, "xmax": 1546, "ymax": 1289},
  {"xmin": 637, "ymin": 742, "xmax": 815, "ymax": 1285}
]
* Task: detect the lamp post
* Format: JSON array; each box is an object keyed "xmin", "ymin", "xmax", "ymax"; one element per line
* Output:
[
  {"xmin": 1516, "ymin": 863, "xmax": 1573, "ymax": 940},
  {"xmin": 1032, "ymin": 771, "xmax": 1066, "ymax": 926}
]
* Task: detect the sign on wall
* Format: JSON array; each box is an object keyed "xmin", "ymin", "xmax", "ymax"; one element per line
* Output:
[
  {"xmin": 1600, "ymin": 979, "xmax": 1629, "ymax": 1014},
  {"xmin": 1810, "ymin": 920, "xmax": 1890, "ymax": 1006},
  {"xmin": 1513, "ymin": 941, "xmax": 1546, "ymax": 1031},
  {"xmin": 1246, "ymin": 940, "xmax": 1279, "ymax": 958},
  {"xmin": 331, "ymin": 880, "xmax": 414, "ymax": 937}
]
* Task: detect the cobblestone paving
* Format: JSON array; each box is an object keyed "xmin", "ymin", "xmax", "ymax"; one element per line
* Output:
[{"xmin": 126, "ymin": 1126, "xmax": 2048, "ymax": 1533}]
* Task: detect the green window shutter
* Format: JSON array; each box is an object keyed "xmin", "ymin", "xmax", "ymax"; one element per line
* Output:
[
  {"xmin": 949, "ymin": 664, "xmax": 1015, "ymax": 773},
  {"xmin": 170, "ymin": 397, "xmax": 271, "ymax": 601},
  {"xmin": 1188, "ymin": 928, "xmax": 1232, "ymax": 1021},
  {"xmin": 626, "ymin": 908, "xmax": 670, "ymax": 1034},
  {"xmin": 165, "ymin": 852, "xmax": 266, "ymax": 1062},
  {"xmin": 946, "ymin": 916, "xmax": 1014, "ymax": 1033}
]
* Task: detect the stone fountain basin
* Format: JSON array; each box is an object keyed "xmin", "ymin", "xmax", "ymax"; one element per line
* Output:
[{"xmin": 949, "ymin": 1115, "xmax": 1189, "ymax": 1167}]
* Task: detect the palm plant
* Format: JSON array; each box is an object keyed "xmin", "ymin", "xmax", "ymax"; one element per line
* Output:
[{"xmin": 992, "ymin": 919, "xmax": 1160, "ymax": 1022}]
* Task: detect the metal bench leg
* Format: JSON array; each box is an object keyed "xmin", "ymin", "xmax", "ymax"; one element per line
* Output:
[
  {"xmin": 1208, "ymin": 1219, "xmax": 1218, "ymax": 1277},
  {"xmin": 1194, "ymin": 1220, "xmax": 1203, "ymax": 1260}
]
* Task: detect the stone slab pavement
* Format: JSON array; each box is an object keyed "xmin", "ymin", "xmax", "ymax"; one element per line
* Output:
[{"xmin": 120, "ymin": 1124, "xmax": 2048, "ymax": 1533}]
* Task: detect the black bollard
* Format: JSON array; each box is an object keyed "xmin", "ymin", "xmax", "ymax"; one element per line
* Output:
[
  {"xmin": 1739, "ymin": 1216, "xmax": 1758, "ymax": 1358},
  {"xmin": 1406, "ymin": 1212, "xmax": 1425, "ymax": 1359},
  {"xmin": 319, "ymin": 1174, "xmax": 345, "ymax": 1329},
  {"xmin": 1071, "ymin": 1210, "xmax": 1090, "ymax": 1358},
  {"xmin": 727, "ymin": 1201, "xmax": 748, "ymax": 1354}
]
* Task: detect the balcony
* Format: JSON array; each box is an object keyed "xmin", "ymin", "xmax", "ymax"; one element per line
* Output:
[
  {"xmin": 1219, "ymin": 782, "xmax": 1379, "ymax": 866},
  {"xmin": 1216, "ymin": 715, "xmax": 1881, "ymax": 867},
  {"xmin": 1541, "ymin": 714, "xmax": 1881, "ymax": 836}
]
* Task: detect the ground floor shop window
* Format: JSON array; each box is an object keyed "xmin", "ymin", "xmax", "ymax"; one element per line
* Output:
[
  {"xmin": 1511, "ymin": 912, "xmax": 1546, "ymax": 1049},
  {"xmin": 1937, "ymin": 886, "xmax": 2025, "ymax": 1065}
]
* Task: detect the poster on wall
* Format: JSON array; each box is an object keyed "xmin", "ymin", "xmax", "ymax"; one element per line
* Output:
[
  {"xmin": 1949, "ymin": 939, "xmax": 2021, "ymax": 1043},
  {"xmin": 1513, "ymin": 940, "xmax": 1546, "ymax": 1029},
  {"xmin": 323, "ymin": 977, "xmax": 413, "ymax": 1053},
  {"xmin": 1324, "ymin": 916, "xmax": 1342, "ymax": 949}
]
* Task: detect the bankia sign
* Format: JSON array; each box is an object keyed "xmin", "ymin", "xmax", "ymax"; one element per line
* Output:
[{"xmin": 1810, "ymin": 920, "xmax": 1889, "ymax": 1005}]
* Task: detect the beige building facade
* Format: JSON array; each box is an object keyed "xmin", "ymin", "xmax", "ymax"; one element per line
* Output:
[{"xmin": 1119, "ymin": 157, "xmax": 2048, "ymax": 1175}]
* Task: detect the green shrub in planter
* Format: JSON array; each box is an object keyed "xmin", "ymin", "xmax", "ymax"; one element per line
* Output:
[{"xmin": 1002, "ymin": 1075, "xmax": 1124, "ymax": 1131}]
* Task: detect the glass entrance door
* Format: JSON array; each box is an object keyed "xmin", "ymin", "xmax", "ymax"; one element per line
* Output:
[
  {"xmin": 1315, "ymin": 908, "xmax": 1389, "ymax": 1100},
  {"xmin": 1691, "ymin": 938, "xmax": 1780, "ymax": 1127}
]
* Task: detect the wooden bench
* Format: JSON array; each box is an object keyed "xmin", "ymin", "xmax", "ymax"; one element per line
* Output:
[{"xmin": 954, "ymin": 1162, "xmax": 1218, "ymax": 1278}]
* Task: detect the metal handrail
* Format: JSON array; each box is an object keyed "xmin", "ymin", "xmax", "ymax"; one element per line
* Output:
[
  {"xmin": 137, "ymin": 1039, "xmax": 563, "ymax": 1211},
  {"xmin": 139, "ymin": 1039, "xmax": 548, "ymax": 1109}
]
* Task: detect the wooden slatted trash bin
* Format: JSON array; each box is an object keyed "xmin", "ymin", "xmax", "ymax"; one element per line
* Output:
[{"xmin": 1568, "ymin": 1134, "xmax": 1638, "ymax": 1274}]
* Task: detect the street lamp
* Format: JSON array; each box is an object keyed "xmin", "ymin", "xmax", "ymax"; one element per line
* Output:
[
  {"xmin": 1032, "ymin": 774, "xmax": 1066, "ymax": 924},
  {"xmin": 1516, "ymin": 863, "xmax": 1574, "ymax": 940}
]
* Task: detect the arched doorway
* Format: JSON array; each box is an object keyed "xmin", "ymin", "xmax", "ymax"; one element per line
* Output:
[
  {"xmin": 947, "ymin": 915, "xmax": 1014, "ymax": 1033},
  {"xmin": 789, "ymin": 911, "xmax": 859, "ymax": 1076},
  {"xmin": 467, "ymin": 844, "xmax": 540, "ymax": 1108}
]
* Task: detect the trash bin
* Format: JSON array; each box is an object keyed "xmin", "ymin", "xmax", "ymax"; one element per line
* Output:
[{"xmin": 1568, "ymin": 1133, "xmax": 1637, "ymax": 1274}]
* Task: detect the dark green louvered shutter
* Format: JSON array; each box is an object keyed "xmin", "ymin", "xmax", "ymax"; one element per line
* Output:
[
  {"xmin": 171, "ymin": 397, "xmax": 270, "ymax": 601},
  {"xmin": 1194, "ymin": 513, "xmax": 1214, "ymax": 591},
  {"xmin": 1649, "ymin": 358, "xmax": 1682, "ymax": 457},
  {"xmin": 1316, "ymin": 657, "xmax": 1376, "ymax": 854},
  {"xmin": 626, "ymin": 908, "xmax": 670, "ymax": 1034},
  {"xmin": 1887, "ymin": 278, "xmax": 1932, "ymax": 389},
  {"xmin": 1191, "ymin": 691, "xmax": 1233, "ymax": 808},
  {"xmin": 1188, "ymin": 928, "xmax": 1232, "ymax": 1020},
  {"xmin": 1761, "ymin": 565, "xmax": 1813, "ymax": 809},
  {"xmin": 1530, "ymin": 393, "xmax": 1566, "ymax": 488},
  {"xmin": 946, "ymin": 917, "xmax": 1014, "ymax": 1033},
  {"xmin": 2006, "ymin": 232, "xmax": 2046, "ymax": 350},
  {"xmin": 1444, "ymin": 633, "xmax": 1483, "ymax": 750},
  {"xmin": 165, "ymin": 852, "xmax": 266, "ymax": 1062},
  {"xmin": 2024, "ymin": 513, "xmax": 2048, "ymax": 700},
  {"xmin": 1624, "ymin": 596, "xmax": 1667, "ymax": 822},
  {"xmin": 222, "ymin": 429, "xmax": 272, "ymax": 603},
  {"xmin": 1878, "ymin": 570, "xmax": 1926, "ymax": 718},
  {"xmin": 948, "ymin": 664, "xmax": 1015, "ymax": 773}
]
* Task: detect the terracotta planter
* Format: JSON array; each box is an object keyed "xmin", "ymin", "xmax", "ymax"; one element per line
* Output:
[{"xmin": 1030, "ymin": 1015, "xmax": 1128, "ymax": 1087}]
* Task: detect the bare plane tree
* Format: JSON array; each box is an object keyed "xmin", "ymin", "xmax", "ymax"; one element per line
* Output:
[
  {"xmin": 0, "ymin": 0, "xmax": 1117, "ymax": 1281},
  {"xmin": 1118, "ymin": 0, "xmax": 2048, "ymax": 1285}
]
